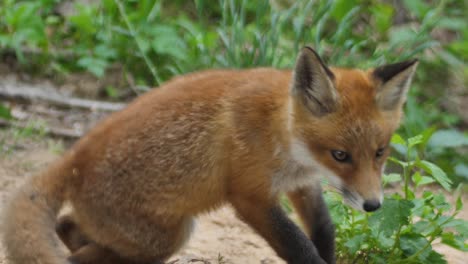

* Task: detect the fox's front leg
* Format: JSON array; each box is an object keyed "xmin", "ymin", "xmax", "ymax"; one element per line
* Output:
[
  {"xmin": 230, "ymin": 196, "xmax": 326, "ymax": 264},
  {"xmin": 288, "ymin": 186, "xmax": 335, "ymax": 264}
]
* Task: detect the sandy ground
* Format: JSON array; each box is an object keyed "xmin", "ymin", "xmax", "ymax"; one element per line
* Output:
[{"xmin": 0, "ymin": 134, "xmax": 466, "ymax": 264}]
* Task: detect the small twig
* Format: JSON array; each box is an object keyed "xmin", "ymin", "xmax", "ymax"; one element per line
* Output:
[
  {"xmin": 0, "ymin": 82, "xmax": 126, "ymax": 112},
  {"xmin": 124, "ymin": 69, "xmax": 142, "ymax": 95},
  {"xmin": 165, "ymin": 255, "xmax": 212, "ymax": 264}
]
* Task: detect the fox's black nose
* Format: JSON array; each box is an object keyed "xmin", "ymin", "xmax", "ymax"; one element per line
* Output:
[{"xmin": 363, "ymin": 200, "xmax": 381, "ymax": 212}]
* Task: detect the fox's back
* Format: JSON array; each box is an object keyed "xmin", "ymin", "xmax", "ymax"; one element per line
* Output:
[{"xmin": 65, "ymin": 68, "xmax": 292, "ymax": 214}]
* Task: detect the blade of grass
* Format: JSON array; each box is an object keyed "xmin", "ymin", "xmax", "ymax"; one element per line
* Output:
[{"xmin": 114, "ymin": 0, "xmax": 161, "ymax": 85}]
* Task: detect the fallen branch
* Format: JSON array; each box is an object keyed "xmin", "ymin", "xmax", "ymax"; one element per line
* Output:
[
  {"xmin": 0, "ymin": 118, "xmax": 83, "ymax": 139},
  {"xmin": 0, "ymin": 81, "xmax": 126, "ymax": 112}
]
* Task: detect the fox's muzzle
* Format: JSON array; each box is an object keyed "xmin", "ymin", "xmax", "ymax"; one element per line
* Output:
[
  {"xmin": 363, "ymin": 199, "xmax": 381, "ymax": 212},
  {"xmin": 342, "ymin": 187, "xmax": 383, "ymax": 212}
]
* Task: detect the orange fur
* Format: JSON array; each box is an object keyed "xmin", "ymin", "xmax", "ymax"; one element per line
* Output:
[{"xmin": 2, "ymin": 48, "xmax": 417, "ymax": 264}]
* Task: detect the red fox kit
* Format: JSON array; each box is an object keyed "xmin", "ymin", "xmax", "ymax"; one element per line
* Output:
[{"xmin": 2, "ymin": 47, "xmax": 417, "ymax": 264}]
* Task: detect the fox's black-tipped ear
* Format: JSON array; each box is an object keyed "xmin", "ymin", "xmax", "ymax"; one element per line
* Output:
[
  {"xmin": 373, "ymin": 59, "xmax": 418, "ymax": 111},
  {"xmin": 291, "ymin": 47, "xmax": 338, "ymax": 116}
]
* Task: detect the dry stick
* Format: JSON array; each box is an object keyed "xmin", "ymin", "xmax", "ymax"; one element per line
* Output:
[
  {"xmin": 0, "ymin": 119, "xmax": 83, "ymax": 139},
  {"xmin": 166, "ymin": 258, "xmax": 211, "ymax": 264},
  {"xmin": 0, "ymin": 82, "xmax": 126, "ymax": 112}
]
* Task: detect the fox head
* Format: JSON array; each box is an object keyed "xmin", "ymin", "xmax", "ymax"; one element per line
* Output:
[{"xmin": 288, "ymin": 47, "xmax": 418, "ymax": 212}]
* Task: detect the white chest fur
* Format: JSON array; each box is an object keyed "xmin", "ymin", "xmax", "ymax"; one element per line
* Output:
[{"xmin": 271, "ymin": 138, "xmax": 343, "ymax": 194}]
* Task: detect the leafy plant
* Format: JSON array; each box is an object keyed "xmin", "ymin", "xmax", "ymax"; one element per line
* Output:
[
  {"xmin": 325, "ymin": 131, "xmax": 467, "ymax": 263},
  {"xmin": 0, "ymin": 103, "xmax": 12, "ymax": 120},
  {"xmin": 0, "ymin": 120, "xmax": 48, "ymax": 155}
]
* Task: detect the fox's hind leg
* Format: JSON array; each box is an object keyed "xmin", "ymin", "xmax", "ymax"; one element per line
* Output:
[
  {"xmin": 56, "ymin": 214, "xmax": 90, "ymax": 252},
  {"xmin": 68, "ymin": 243, "xmax": 163, "ymax": 264},
  {"xmin": 56, "ymin": 215, "xmax": 164, "ymax": 264},
  {"xmin": 68, "ymin": 203, "xmax": 194, "ymax": 264},
  {"xmin": 56, "ymin": 212, "xmax": 188, "ymax": 264}
]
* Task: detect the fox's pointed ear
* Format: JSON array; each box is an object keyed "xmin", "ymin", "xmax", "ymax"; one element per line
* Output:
[
  {"xmin": 373, "ymin": 59, "xmax": 418, "ymax": 111},
  {"xmin": 291, "ymin": 47, "xmax": 338, "ymax": 116}
]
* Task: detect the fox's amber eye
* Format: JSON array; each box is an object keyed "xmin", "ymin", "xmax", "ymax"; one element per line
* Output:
[
  {"xmin": 331, "ymin": 150, "xmax": 351, "ymax": 163},
  {"xmin": 376, "ymin": 148, "xmax": 385, "ymax": 158}
]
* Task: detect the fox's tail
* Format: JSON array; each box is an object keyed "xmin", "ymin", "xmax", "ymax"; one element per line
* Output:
[{"xmin": 2, "ymin": 162, "xmax": 69, "ymax": 264}]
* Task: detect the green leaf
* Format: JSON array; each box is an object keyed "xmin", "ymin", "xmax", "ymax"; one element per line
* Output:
[
  {"xmin": 94, "ymin": 44, "xmax": 117, "ymax": 60},
  {"xmin": 429, "ymin": 129, "xmax": 468, "ymax": 148},
  {"xmin": 391, "ymin": 133, "xmax": 406, "ymax": 146},
  {"xmin": 448, "ymin": 41, "xmax": 468, "ymax": 60},
  {"xmin": 388, "ymin": 26, "xmax": 417, "ymax": 46},
  {"xmin": 368, "ymin": 254, "xmax": 387, "ymax": 264},
  {"xmin": 324, "ymin": 192, "xmax": 348, "ymax": 224},
  {"xmin": 369, "ymin": 222, "xmax": 395, "ymax": 249},
  {"xmin": 370, "ymin": 3, "xmax": 394, "ymax": 34},
  {"xmin": 407, "ymin": 188, "xmax": 415, "ymax": 200},
  {"xmin": 387, "ymin": 157, "xmax": 409, "ymax": 167},
  {"xmin": 369, "ymin": 198, "xmax": 414, "ymax": 236},
  {"xmin": 418, "ymin": 160, "xmax": 452, "ymax": 190},
  {"xmin": 45, "ymin": 15, "xmax": 60, "ymax": 25},
  {"xmin": 375, "ymin": 233, "xmax": 394, "ymax": 249},
  {"xmin": 344, "ymin": 234, "xmax": 366, "ymax": 254},
  {"xmin": 420, "ymin": 127, "xmax": 436, "ymax": 145},
  {"xmin": 105, "ymin": 86, "xmax": 118, "ymax": 98},
  {"xmin": 412, "ymin": 171, "xmax": 422, "ymax": 185},
  {"xmin": 411, "ymin": 198, "xmax": 429, "ymax": 218},
  {"xmin": 455, "ymin": 184, "xmax": 463, "ymax": 212},
  {"xmin": 383, "ymin": 173, "xmax": 402, "ymax": 186},
  {"xmin": 69, "ymin": 4, "xmax": 97, "ymax": 35},
  {"xmin": 455, "ymin": 224, "xmax": 468, "ymax": 239},
  {"xmin": 150, "ymin": 25, "xmax": 187, "ymax": 60},
  {"xmin": 408, "ymin": 134, "xmax": 424, "ymax": 148},
  {"xmin": 424, "ymin": 250, "xmax": 447, "ymax": 264},
  {"xmin": 418, "ymin": 176, "xmax": 436, "ymax": 186},
  {"xmin": 77, "ymin": 57, "xmax": 108, "ymax": 77},
  {"xmin": 456, "ymin": 195, "xmax": 463, "ymax": 211},
  {"xmin": 403, "ymin": 0, "xmax": 430, "ymax": 18},
  {"xmin": 330, "ymin": 0, "xmax": 357, "ymax": 20},
  {"xmin": 438, "ymin": 17, "xmax": 467, "ymax": 31},
  {"xmin": 433, "ymin": 194, "xmax": 451, "ymax": 213},
  {"xmin": 441, "ymin": 232, "xmax": 468, "ymax": 252},
  {"xmin": 442, "ymin": 219, "xmax": 468, "ymax": 230},
  {"xmin": 412, "ymin": 220, "xmax": 432, "ymax": 235},
  {"xmin": 0, "ymin": 104, "xmax": 12, "ymax": 120},
  {"xmin": 413, "ymin": 172, "xmax": 436, "ymax": 187},
  {"xmin": 400, "ymin": 233, "xmax": 429, "ymax": 257}
]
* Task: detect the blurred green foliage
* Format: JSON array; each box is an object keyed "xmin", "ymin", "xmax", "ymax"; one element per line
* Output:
[{"xmin": 1, "ymin": 0, "xmax": 465, "ymax": 82}]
